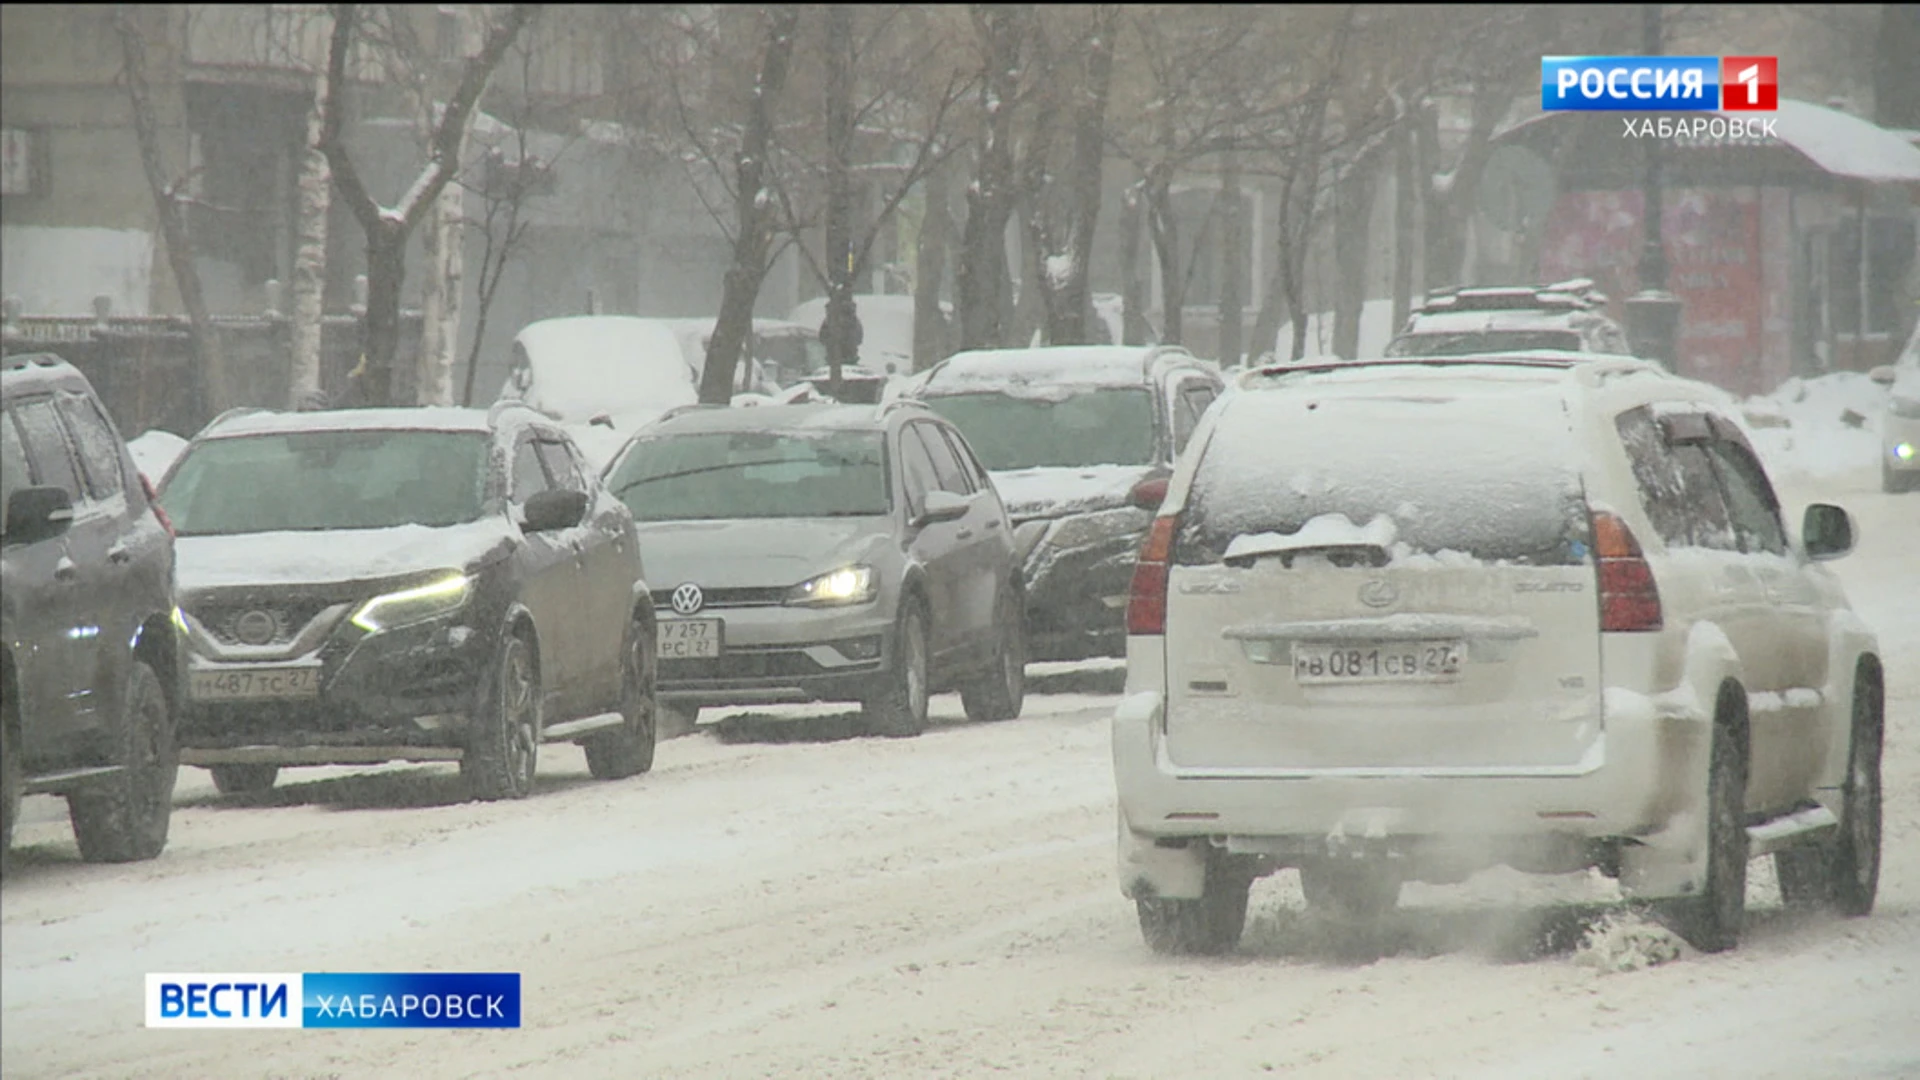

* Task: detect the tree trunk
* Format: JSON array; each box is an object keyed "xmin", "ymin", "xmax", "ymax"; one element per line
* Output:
[
  {"xmin": 1146, "ymin": 172, "xmax": 1183, "ymax": 346},
  {"xmin": 701, "ymin": 5, "xmax": 800, "ymax": 404},
  {"xmin": 416, "ymin": 180, "xmax": 462, "ymax": 406},
  {"xmin": 1390, "ymin": 117, "xmax": 1417, "ymax": 335},
  {"xmin": 1216, "ymin": 150, "xmax": 1244, "ymax": 366},
  {"xmin": 289, "ymin": 74, "xmax": 331, "ymax": 409},
  {"xmin": 912, "ymin": 160, "xmax": 954, "ymax": 371},
  {"xmin": 358, "ymin": 227, "xmax": 407, "ymax": 406},
  {"xmin": 1249, "ymin": 257, "xmax": 1286, "ymax": 365},
  {"xmin": 957, "ymin": 6, "xmax": 1024, "ymax": 351},
  {"xmin": 115, "ymin": 6, "xmax": 223, "ymax": 423},
  {"xmin": 821, "ymin": 4, "xmax": 858, "ymax": 390},
  {"xmin": 1118, "ymin": 181, "xmax": 1150, "ymax": 345},
  {"xmin": 1875, "ymin": 3, "xmax": 1920, "ymax": 128},
  {"xmin": 1332, "ymin": 153, "xmax": 1380, "ymax": 360},
  {"xmin": 1045, "ymin": 7, "xmax": 1114, "ymax": 348}
]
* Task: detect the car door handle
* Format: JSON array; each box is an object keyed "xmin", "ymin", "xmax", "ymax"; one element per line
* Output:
[
  {"xmin": 109, "ymin": 543, "xmax": 133, "ymax": 564},
  {"xmin": 956, "ymin": 529, "xmax": 974, "ymax": 540},
  {"xmin": 55, "ymin": 556, "xmax": 78, "ymax": 582}
]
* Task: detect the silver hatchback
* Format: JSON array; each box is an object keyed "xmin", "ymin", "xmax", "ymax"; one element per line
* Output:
[{"xmin": 601, "ymin": 402, "xmax": 1026, "ymax": 737}]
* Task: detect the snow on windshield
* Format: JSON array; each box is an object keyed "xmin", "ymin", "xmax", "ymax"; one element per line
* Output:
[
  {"xmin": 605, "ymin": 428, "xmax": 890, "ymax": 521},
  {"xmin": 1179, "ymin": 380, "xmax": 1589, "ymax": 566}
]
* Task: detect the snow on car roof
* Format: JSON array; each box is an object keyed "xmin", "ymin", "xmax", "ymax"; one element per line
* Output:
[
  {"xmin": 923, "ymin": 346, "xmax": 1164, "ymax": 393},
  {"xmin": 511, "ymin": 316, "xmax": 701, "ymax": 422},
  {"xmin": 204, "ymin": 406, "xmax": 494, "ymax": 438},
  {"xmin": 644, "ymin": 402, "xmax": 888, "ymax": 436},
  {"xmin": 1401, "ymin": 308, "xmax": 1583, "ymax": 334}
]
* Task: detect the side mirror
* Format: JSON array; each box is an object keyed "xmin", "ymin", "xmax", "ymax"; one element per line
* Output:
[
  {"xmin": 1868, "ymin": 365, "xmax": 1896, "ymax": 387},
  {"xmin": 523, "ymin": 488, "xmax": 588, "ymax": 533},
  {"xmin": 589, "ymin": 413, "xmax": 615, "ymax": 430},
  {"xmin": 1802, "ymin": 503, "xmax": 1854, "ymax": 561},
  {"xmin": 915, "ymin": 489, "xmax": 970, "ymax": 527},
  {"xmin": 1129, "ymin": 476, "xmax": 1169, "ymax": 512},
  {"xmin": 4, "ymin": 485, "xmax": 75, "ymax": 546}
]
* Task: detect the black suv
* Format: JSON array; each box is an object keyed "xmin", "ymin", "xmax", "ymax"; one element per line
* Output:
[
  {"xmin": 154, "ymin": 402, "xmax": 659, "ymax": 801},
  {"xmin": 2, "ymin": 353, "xmax": 181, "ymax": 868}
]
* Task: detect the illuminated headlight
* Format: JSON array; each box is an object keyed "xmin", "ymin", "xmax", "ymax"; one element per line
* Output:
[
  {"xmin": 785, "ymin": 565, "xmax": 876, "ymax": 607},
  {"xmin": 351, "ymin": 573, "xmax": 473, "ymax": 633},
  {"xmin": 1897, "ymin": 442, "xmax": 1916, "ymax": 462},
  {"xmin": 1890, "ymin": 397, "xmax": 1920, "ymax": 420}
]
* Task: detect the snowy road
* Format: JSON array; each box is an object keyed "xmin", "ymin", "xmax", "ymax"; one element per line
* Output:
[{"xmin": 3, "ymin": 471, "xmax": 1917, "ymax": 1079}]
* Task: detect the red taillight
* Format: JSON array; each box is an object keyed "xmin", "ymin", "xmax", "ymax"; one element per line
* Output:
[
  {"xmin": 141, "ymin": 473, "xmax": 175, "ymax": 538},
  {"xmin": 1126, "ymin": 515, "xmax": 1179, "ymax": 635},
  {"xmin": 1593, "ymin": 510, "xmax": 1660, "ymax": 632}
]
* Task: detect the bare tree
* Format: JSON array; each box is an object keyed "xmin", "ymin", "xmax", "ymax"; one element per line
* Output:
[
  {"xmin": 317, "ymin": 3, "xmax": 538, "ymax": 407},
  {"xmin": 956, "ymin": 5, "xmax": 1029, "ymax": 350},
  {"xmin": 113, "ymin": 6, "xmax": 222, "ymax": 421}
]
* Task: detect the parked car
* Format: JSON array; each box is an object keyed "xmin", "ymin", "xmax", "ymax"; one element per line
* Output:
[
  {"xmin": 906, "ymin": 345, "xmax": 1225, "ymax": 661},
  {"xmin": 600, "ymin": 401, "xmax": 1025, "ymax": 738},
  {"xmin": 155, "ymin": 402, "xmax": 658, "ymax": 801},
  {"xmin": 1384, "ymin": 279, "xmax": 1637, "ymax": 361},
  {"xmin": 497, "ymin": 316, "xmax": 703, "ymax": 468},
  {"xmin": 1868, "ymin": 324, "xmax": 1920, "ymax": 493},
  {"xmin": 2, "ymin": 352, "xmax": 180, "ymax": 868},
  {"xmin": 1114, "ymin": 353, "xmax": 1882, "ymax": 956}
]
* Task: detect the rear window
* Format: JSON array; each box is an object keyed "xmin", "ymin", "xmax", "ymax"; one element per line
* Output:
[
  {"xmin": 919, "ymin": 387, "xmax": 1156, "ymax": 470},
  {"xmin": 606, "ymin": 428, "xmax": 890, "ymax": 521},
  {"xmin": 1177, "ymin": 387, "xmax": 1591, "ymax": 566},
  {"xmin": 1385, "ymin": 330, "xmax": 1583, "ymax": 357}
]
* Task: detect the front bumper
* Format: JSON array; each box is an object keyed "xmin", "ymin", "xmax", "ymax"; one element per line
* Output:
[
  {"xmin": 656, "ymin": 603, "xmax": 892, "ymax": 707},
  {"xmin": 1019, "ymin": 513, "xmax": 1147, "ymax": 661}
]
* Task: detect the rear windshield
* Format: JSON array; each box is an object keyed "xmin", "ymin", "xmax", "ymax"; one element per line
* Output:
[
  {"xmin": 160, "ymin": 430, "xmax": 489, "ymax": 535},
  {"xmin": 1177, "ymin": 388, "xmax": 1591, "ymax": 566},
  {"xmin": 606, "ymin": 428, "xmax": 889, "ymax": 521},
  {"xmin": 919, "ymin": 387, "xmax": 1155, "ymax": 470},
  {"xmin": 1385, "ymin": 330, "xmax": 1582, "ymax": 357}
]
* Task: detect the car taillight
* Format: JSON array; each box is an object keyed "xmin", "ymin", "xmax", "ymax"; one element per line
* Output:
[
  {"xmin": 1592, "ymin": 510, "xmax": 1660, "ymax": 632},
  {"xmin": 1126, "ymin": 514, "xmax": 1179, "ymax": 636},
  {"xmin": 141, "ymin": 473, "xmax": 174, "ymax": 538}
]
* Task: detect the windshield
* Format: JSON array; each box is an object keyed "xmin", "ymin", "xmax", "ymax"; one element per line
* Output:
[
  {"xmin": 1177, "ymin": 390, "xmax": 1590, "ymax": 566},
  {"xmin": 607, "ymin": 428, "xmax": 889, "ymax": 521},
  {"xmin": 920, "ymin": 387, "xmax": 1156, "ymax": 470},
  {"xmin": 1385, "ymin": 330, "xmax": 1583, "ymax": 357},
  {"xmin": 159, "ymin": 430, "xmax": 490, "ymax": 536}
]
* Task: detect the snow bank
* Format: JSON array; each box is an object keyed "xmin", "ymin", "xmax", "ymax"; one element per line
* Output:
[
  {"xmin": 1740, "ymin": 371, "xmax": 1889, "ymax": 480},
  {"xmin": 126, "ymin": 430, "xmax": 190, "ymax": 484},
  {"xmin": 1573, "ymin": 910, "xmax": 1685, "ymax": 972},
  {"xmin": 1226, "ymin": 512, "xmax": 1396, "ymax": 562}
]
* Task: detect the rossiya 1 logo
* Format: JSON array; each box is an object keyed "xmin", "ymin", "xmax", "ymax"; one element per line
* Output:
[{"xmin": 1541, "ymin": 56, "xmax": 1778, "ymax": 111}]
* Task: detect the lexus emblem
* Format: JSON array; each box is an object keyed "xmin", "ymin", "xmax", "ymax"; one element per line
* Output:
[
  {"xmin": 1358, "ymin": 580, "xmax": 1398, "ymax": 609},
  {"xmin": 670, "ymin": 583, "xmax": 706, "ymax": 615}
]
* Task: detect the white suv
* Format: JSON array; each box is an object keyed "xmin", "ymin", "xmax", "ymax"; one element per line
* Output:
[{"xmin": 1113, "ymin": 354, "xmax": 1884, "ymax": 955}]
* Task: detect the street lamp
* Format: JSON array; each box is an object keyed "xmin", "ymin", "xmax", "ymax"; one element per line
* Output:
[{"xmin": 1624, "ymin": 3, "xmax": 1684, "ymax": 371}]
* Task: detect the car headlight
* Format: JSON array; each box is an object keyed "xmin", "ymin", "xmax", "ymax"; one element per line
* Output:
[
  {"xmin": 351, "ymin": 572, "xmax": 473, "ymax": 633},
  {"xmin": 1890, "ymin": 396, "xmax": 1920, "ymax": 419},
  {"xmin": 785, "ymin": 565, "xmax": 876, "ymax": 607}
]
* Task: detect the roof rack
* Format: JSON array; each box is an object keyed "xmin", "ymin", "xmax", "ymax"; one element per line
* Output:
[{"xmin": 202, "ymin": 405, "xmax": 272, "ymax": 432}]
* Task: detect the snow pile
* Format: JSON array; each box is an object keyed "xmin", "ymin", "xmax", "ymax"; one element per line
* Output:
[
  {"xmin": 1572, "ymin": 910, "xmax": 1684, "ymax": 973},
  {"xmin": 1226, "ymin": 511, "xmax": 1396, "ymax": 562},
  {"xmin": 127, "ymin": 429, "xmax": 190, "ymax": 483},
  {"xmin": 1740, "ymin": 372, "xmax": 1888, "ymax": 479}
]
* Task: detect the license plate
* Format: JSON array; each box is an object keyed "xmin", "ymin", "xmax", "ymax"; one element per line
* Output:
[
  {"xmin": 190, "ymin": 665, "xmax": 322, "ymax": 701},
  {"xmin": 658, "ymin": 618, "xmax": 723, "ymax": 659},
  {"xmin": 1292, "ymin": 641, "xmax": 1463, "ymax": 684}
]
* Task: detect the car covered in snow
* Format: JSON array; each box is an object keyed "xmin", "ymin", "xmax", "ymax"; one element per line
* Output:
[
  {"xmin": 1384, "ymin": 279, "xmax": 1638, "ymax": 363},
  {"xmin": 905, "ymin": 345, "xmax": 1224, "ymax": 661},
  {"xmin": 3, "ymin": 352, "xmax": 181, "ymax": 868},
  {"xmin": 1114, "ymin": 353, "xmax": 1883, "ymax": 956},
  {"xmin": 601, "ymin": 401, "xmax": 1025, "ymax": 738},
  {"xmin": 496, "ymin": 316, "xmax": 701, "ymax": 468},
  {"xmin": 155, "ymin": 402, "xmax": 660, "ymax": 802},
  {"xmin": 1868, "ymin": 324, "xmax": 1920, "ymax": 492}
]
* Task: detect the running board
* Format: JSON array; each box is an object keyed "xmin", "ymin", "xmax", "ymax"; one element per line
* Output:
[
  {"xmin": 1746, "ymin": 805, "xmax": 1840, "ymax": 857},
  {"xmin": 22, "ymin": 765, "xmax": 124, "ymax": 795},
  {"xmin": 541, "ymin": 712, "xmax": 625, "ymax": 742}
]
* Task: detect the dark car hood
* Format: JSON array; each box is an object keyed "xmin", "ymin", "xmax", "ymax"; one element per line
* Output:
[
  {"xmin": 636, "ymin": 517, "xmax": 890, "ymax": 589},
  {"xmin": 175, "ymin": 518, "xmax": 518, "ymax": 594},
  {"xmin": 992, "ymin": 465, "xmax": 1148, "ymax": 522}
]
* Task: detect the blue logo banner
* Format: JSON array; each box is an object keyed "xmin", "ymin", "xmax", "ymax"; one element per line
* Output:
[
  {"xmin": 302, "ymin": 972, "xmax": 521, "ymax": 1029},
  {"xmin": 1541, "ymin": 56, "xmax": 1721, "ymax": 111}
]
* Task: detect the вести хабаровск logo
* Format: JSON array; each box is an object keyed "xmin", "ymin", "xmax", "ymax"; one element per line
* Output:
[
  {"xmin": 145, "ymin": 972, "xmax": 521, "ymax": 1029},
  {"xmin": 1541, "ymin": 56, "xmax": 1778, "ymax": 112}
]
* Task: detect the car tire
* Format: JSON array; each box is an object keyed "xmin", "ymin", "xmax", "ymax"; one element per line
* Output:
[
  {"xmin": 2, "ymin": 710, "xmax": 21, "ymax": 875},
  {"xmin": 961, "ymin": 587, "xmax": 1025, "ymax": 723},
  {"xmin": 1664, "ymin": 686, "xmax": 1749, "ymax": 953},
  {"xmin": 863, "ymin": 601, "xmax": 929, "ymax": 738},
  {"xmin": 208, "ymin": 765, "xmax": 279, "ymax": 796},
  {"xmin": 1778, "ymin": 664, "xmax": 1883, "ymax": 915},
  {"xmin": 1136, "ymin": 847, "xmax": 1254, "ymax": 955},
  {"xmin": 1299, "ymin": 860, "xmax": 1402, "ymax": 920},
  {"xmin": 68, "ymin": 659, "xmax": 177, "ymax": 864},
  {"xmin": 463, "ymin": 632, "xmax": 541, "ymax": 801},
  {"xmin": 584, "ymin": 620, "xmax": 658, "ymax": 781},
  {"xmin": 658, "ymin": 704, "xmax": 701, "ymax": 740}
]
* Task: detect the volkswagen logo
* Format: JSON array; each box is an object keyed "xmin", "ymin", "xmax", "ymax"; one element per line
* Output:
[
  {"xmin": 234, "ymin": 609, "xmax": 280, "ymax": 646},
  {"xmin": 1358, "ymin": 580, "xmax": 1398, "ymax": 609},
  {"xmin": 670, "ymin": 583, "xmax": 706, "ymax": 616}
]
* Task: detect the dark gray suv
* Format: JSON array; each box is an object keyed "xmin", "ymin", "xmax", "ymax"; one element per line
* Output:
[
  {"xmin": 602, "ymin": 402, "xmax": 1025, "ymax": 737},
  {"xmin": 2, "ymin": 353, "xmax": 181, "ymax": 869}
]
